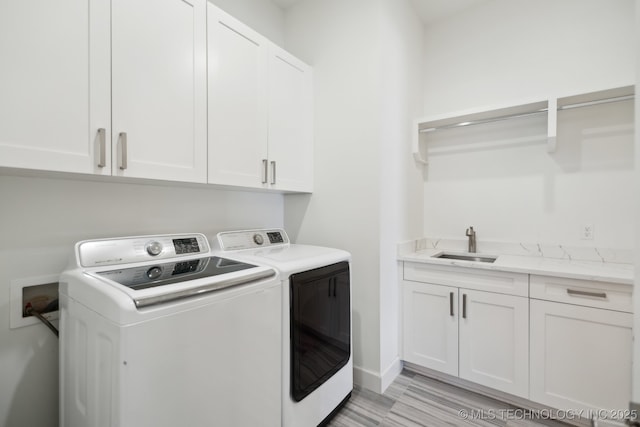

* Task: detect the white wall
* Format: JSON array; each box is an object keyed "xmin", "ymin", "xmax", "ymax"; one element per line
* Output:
[
  {"xmin": 421, "ymin": 0, "xmax": 636, "ymax": 250},
  {"xmin": 283, "ymin": 0, "xmax": 384, "ymax": 389},
  {"xmin": 0, "ymin": 174, "xmax": 283, "ymax": 427},
  {"xmin": 422, "ymin": 0, "xmax": 635, "ymax": 116},
  {"xmin": 377, "ymin": 0, "xmax": 424, "ymax": 390},
  {"xmin": 283, "ymin": 0, "xmax": 424, "ymax": 392},
  {"xmin": 209, "ymin": 0, "xmax": 285, "ymax": 46}
]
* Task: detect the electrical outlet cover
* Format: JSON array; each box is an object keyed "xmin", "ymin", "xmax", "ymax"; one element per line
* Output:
[
  {"xmin": 10, "ymin": 274, "xmax": 60, "ymax": 329},
  {"xmin": 581, "ymin": 224, "xmax": 594, "ymax": 240}
]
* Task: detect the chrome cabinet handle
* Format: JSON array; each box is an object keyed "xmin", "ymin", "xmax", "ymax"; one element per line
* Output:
[
  {"xmin": 118, "ymin": 132, "xmax": 128, "ymax": 170},
  {"xmin": 567, "ymin": 289, "xmax": 607, "ymax": 299},
  {"xmin": 97, "ymin": 128, "xmax": 106, "ymax": 168},
  {"xmin": 270, "ymin": 161, "xmax": 276, "ymax": 185},
  {"xmin": 261, "ymin": 159, "xmax": 268, "ymax": 184},
  {"xmin": 462, "ymin": 294, "xmax": 467, "ymax": 319},
  {"xmin": 449, "ymin": 292, "xmax": 454, "ymax": 317}
]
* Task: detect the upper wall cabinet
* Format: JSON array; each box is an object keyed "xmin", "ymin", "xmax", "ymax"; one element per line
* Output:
[
  {"xmin": 207, "ymin": 4, "xmax": 313, "ymax": 193},
  {"xmin": 111, "ymin": 0, "xmax": 207, "ymax": 183},
  {"xmin": 267, "ymin": 45, "xmax": 313, "ymax": 192},
  {"xmin": 1, "ymin": 1, "xmax": 311, "ymax": 191},
  {"xmin": 207, "ymin": 6, "xmax": 269, "ymax": 188},
  {"xmin": 0, "ymin": 0, "xmax": 110, "ymax": 174},
  {"xmin": 1, "ymin": 0, "xmax": 208, "ymax": 184}
]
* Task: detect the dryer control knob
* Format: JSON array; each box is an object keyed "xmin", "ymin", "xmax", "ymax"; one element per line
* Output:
[
  {"xmin": 146, "ymin": 241, "xmax": 163, "ymax": 256},
  {"xmin": 253, "ymin": 234, "xmax": 264, "ymax": 245}
]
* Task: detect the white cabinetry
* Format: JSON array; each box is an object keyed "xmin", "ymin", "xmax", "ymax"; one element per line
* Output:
[
  {"xmin": 2, "ymin": 1, "xmax": 311, "ymax": 191},
  {"xmin": 402, "ymin": 264, "xmax": 634, "ymax": 413},
  {"xmin": 0, "ymin": 0, "xmax": 207, "ymax": 183},
  {"xmin": 529, "ymin": 275, "xmax": 632, "ymax": 412},
  {"xmin": 112, "ymin": 0, "xmax": 207, "ymax": 183},
  {"xmin": 0, "ymin": 0, "xmax": 110, "ymax": 174},
  {"xmin": 402, "ymin": 282, "xmax": 458, "ymax": 376},
  {"xmin": 459, "ymin": 289, "xmax": 528, "ymax": 398},
  {"xmin": 267, "ymin": 46, "xmax": 313, "ymax": 192},
  {"xmin": 207, "ymin": 6, "xmax": 268, "ymax": 188},
  {"xmin": 207, "ymin": 5, "xmax": 313, "ymax": 192},
  {"xmin": 402, "ymin": 263, "xmax": 529, "ymax": 398}
]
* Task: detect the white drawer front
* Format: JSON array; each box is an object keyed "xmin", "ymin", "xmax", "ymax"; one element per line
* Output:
[
  {"xmin": 530, "ymin": 275, "xmax": 632, "ymax": 312},
  {"xmin": 404, "ymin": 262, "xmax": 528, "ymax": 297}
]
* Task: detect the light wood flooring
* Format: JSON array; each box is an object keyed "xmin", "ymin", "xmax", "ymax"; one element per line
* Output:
[{"xmin": 327, "ymin": 370, "xmax": 571, "ymax": 427}]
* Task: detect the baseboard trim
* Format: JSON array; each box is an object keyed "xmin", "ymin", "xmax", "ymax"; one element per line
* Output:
[
  {"xmin": 353, "ymin": 358, "xmax": 403, "ymax": 394},
  {"xmin": 380, "ymin": 358, "xmax": 403, "ymax": 393},
  {"xmin": 353, "ymin": 365, "xmax": 381, "ymax": 393}
]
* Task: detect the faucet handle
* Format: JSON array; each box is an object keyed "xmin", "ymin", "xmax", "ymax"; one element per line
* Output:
[{"xmin": 465, "ymin": 226, "xmax": 475, "ymax": 236}]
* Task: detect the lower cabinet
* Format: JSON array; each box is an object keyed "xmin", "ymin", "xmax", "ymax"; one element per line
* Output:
[
  {"xmin": 459, "ymin": 289, "xmax": 529, "ymax": 398},
  {"xmin": 529, "ymin": 275, "xmax": 633, "ymax": 413},
  {"xmin": 401, "ymin": 264, "xmax": 634, "ymax": 416},
  {"xmin": 403, "ymin": 282, "xmax": 458, "ymax": 376},
  {"xmin": 402, "ymin": 278, "xmax": 529, "ymax": 398}
]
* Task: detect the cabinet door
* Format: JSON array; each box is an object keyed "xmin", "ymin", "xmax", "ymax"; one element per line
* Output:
[
  {"xmin": 0, "ymin": 0, "xmax": 110, "ymax": 174},
  {"xmin": 112, "ymin": 0, "xmax": 207, "ymax": 183},
  {"xmin": 459, "ymin": 290, "xmax": 529, "ymax": 398},
  {"xmin": 530, "ymin": 300, "xmax": 632, "ymax": 412},
  {"xmin": 402, "ymin": 281, "xmax": 458, "ymax": 376},
  {"xmin": 207, "ymin": 5, "xmax": 268, "ymax": 188},
  {"xmin": 267, "ymin": 46, "xmax": 313, "ymax": 193}
]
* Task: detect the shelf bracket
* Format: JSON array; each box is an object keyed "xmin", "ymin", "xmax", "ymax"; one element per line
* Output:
[
  {"xmin": 412, "ymin": 119, "xmax": 428, "ymax": 165},
  {"xmin": 547, "ymin": 98, "xmax": 557, "ymax": 153}
]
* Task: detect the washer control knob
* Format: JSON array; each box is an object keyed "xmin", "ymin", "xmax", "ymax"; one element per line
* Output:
[
  {"xmin": 146, "ymin": 241, "xmax": 163, "ymax": 256},
  {"xmin": 253, "ymin": 233, "xmax": 264, "ymax": 245},
  {"xmin": 146, "ymin": 266, "xmax": 162, "ymax": 280}
]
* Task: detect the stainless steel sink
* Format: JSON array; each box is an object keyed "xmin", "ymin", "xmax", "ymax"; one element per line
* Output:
[{"xmin": 433, "ymin": 253, "xmax": 497, "ymax": 263}]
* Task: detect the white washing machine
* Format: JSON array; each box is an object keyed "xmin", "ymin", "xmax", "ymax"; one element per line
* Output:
[
  {"xmin": 215, "ymin": 229, "xmax": 353, "ymax": 427},
  {"xmin": 59, "ymin": 233, "xmax": 282, "ymax": 427}
]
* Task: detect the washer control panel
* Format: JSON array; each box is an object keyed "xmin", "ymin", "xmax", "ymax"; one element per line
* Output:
[
  {"xmin": 145, "ymin": 241, "xmax": 163, "ymax": 256},
  {"xmin": 78, "ymin": 234, "xmax": 210, "ymax": 267},
  {"xmin": 217, "ymin": 229, "xmax": 290, "ymax": 251}
]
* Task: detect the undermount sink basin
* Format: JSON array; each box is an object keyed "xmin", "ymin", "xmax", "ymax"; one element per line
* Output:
[{"xmin": 433, "ymin": 252, "xmax": 497, "ymax": 263}]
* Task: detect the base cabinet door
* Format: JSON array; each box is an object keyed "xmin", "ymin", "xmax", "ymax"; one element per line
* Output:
[
  {"xmin": 459, "ymin": 289, "xmax": 529, "ymax": 398},
  {"xmin": 530, "ymin": 299, "xmax": 632, "ymax": 412},
  {"xmin": 402, "ymin": 281, "xmax": 458, "ymax": 376}
]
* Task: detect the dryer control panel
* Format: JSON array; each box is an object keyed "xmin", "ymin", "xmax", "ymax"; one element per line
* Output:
[{"xmin": 217, "ymin": 229, "xmax": 290, "ymax": 251}]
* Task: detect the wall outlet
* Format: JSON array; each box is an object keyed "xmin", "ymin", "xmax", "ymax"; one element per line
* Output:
[{"xmin": 580, "ymin": 224, "xmax": 594, "ymax": 240}]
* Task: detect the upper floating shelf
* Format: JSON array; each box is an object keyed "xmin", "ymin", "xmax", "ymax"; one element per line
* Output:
[{"xmin": 413, "ymin": 85, "xmax": 635, "ymax": 165}]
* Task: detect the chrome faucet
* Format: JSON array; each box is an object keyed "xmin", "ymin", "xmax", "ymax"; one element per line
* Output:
[{"xmin": 465, "ymin": 226, "xmax": 476, "ymax": 253}]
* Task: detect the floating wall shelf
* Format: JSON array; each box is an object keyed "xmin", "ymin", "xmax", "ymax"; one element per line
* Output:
[{"xmin": 413, "ymin": 85, "xmax": 635, "ymax": 165}]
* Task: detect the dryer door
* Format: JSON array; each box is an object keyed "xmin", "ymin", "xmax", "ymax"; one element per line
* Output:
[{"xmin": 290, "ymin": 261, "xmax": 350, "ymax": 402}]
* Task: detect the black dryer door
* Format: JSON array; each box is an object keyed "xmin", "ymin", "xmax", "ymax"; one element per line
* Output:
[{"xmin": 290, "ymin": 261, "xmax": 350, "ymax": 402}]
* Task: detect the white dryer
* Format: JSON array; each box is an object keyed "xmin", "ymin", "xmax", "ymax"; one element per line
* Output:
[
  {"xmin": 215, "ymin": 229, "xmax": 353, "ymax": 427},
  {"xmin": 59, "ymin": 233, "xmax": 282, "ymax": 427}
]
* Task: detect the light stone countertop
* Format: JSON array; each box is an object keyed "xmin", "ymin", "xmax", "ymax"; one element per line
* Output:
[{"xmin": 399, "ymin": 249, "xmax": 634, "ymax": 286}]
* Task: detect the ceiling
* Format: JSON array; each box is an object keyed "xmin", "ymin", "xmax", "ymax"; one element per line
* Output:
[
  {"xmin": 271, "ymin": 0, "xmax": 491, "ymax": 25},
  {"xmin": 408, "ymin": 0, "xmax": 490, "ymax": 25}
]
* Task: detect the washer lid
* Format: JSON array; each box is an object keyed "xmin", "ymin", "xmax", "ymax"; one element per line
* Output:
[{"xmin": 94, "ymin": 256, "xmax": 256, "ymax": 291}]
